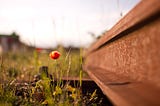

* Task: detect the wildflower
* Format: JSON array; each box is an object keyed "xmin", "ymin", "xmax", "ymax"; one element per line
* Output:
[
  {"xmin": 49, "ymin": 51, "xmax": 60, "ymax": 59},
  {"xmin": 53, "ymin": 86, "xmax": 62, "ymax": 96},
  {"xmin": 36, "ymin": 48, "xmax": 42, "ymax": 52},
  {"xmin": 66, "ymin": 85, "xmax": 76, "ymax": 93}
]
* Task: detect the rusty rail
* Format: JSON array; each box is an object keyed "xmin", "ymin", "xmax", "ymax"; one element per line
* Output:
[{"xmin": 84, "ymin": 0, "xmax": 160, "ymax": 106}]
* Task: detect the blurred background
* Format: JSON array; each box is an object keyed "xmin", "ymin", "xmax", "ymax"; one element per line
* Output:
[
  {"xmin": 0, "ymin": 1, "xmax": 143, "ymax": 105},
  {"xmin": 0, "ymin": 0, "xmax": 140, "ymax": 52}
]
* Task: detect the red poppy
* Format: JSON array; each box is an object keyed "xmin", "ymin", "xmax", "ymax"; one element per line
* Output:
[
  {"xmin": 36, "ymin": 48, "xmax": 42, "ymax": 52},
  {"xmin": 49, "ymin": 51, "xmax": 60, "ymax": 59}
]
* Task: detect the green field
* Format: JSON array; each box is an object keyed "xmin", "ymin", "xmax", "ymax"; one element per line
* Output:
[
  {"xmin": 0, "ymin": 47, "xmax": 87, "ymax": 81},
  {"xmin": 0, "ymin": 48, "xmax": 102, "ymax": 106}
]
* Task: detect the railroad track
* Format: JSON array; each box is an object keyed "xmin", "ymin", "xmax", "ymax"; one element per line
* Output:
[{"xmin": 84, "ymin": 0, "xmax": 160, "ymax": 105}]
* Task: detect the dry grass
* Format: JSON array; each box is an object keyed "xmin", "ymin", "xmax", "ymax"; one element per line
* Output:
[{"xmin": 0, "ymin": 48, "xmax": 101, "ymax": 105}]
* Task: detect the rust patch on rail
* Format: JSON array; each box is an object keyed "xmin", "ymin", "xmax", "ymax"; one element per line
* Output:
[{"xmin": 84, "ymin": 0, "xmax": 160, "ymax": 105}]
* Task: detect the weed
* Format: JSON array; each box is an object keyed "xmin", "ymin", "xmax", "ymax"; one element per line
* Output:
[{"xmin": 0, "ymin": 49, "xmax": 101, "ymax": 106}]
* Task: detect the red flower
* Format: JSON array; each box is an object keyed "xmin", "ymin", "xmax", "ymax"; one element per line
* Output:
[
  {"xmin": 49, "ymin": 51, "xmax": 60, "ymax": 59},
  {"xmin": 36, "ymin": 48, "xmax": 42, "ymax": 52}
]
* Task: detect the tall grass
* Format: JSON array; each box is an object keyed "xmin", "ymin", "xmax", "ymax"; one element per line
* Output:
[
  {"xmin": 0, "ymin": 48, "xmax": 101, "ymax": 105},
  {"xmin": 0, "ymin": 47, "xmax": 87, "ymax": 81}
]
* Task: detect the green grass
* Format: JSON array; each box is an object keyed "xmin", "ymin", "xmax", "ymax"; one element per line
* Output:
[
  {"xmin": 0, "ymin": 47, "xmax": 88, "ymax": 81},
  {"xmin": 0, "ymin": 48, "xmax": 101, "ymax": 106}
]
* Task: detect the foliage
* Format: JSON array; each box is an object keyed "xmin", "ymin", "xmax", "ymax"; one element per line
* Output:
[{"xmin": 0, "ymin": 48, "xmax": 101, "ymax": 105}]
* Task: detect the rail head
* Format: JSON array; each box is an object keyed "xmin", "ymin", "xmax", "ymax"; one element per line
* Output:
[
  {"xmin": 84, "ymin": 0, "xmax": 160, "ymax": 105},
  {"xmin": 85, "ymin": 0, "xmax": 160, "ymax": 56}
]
